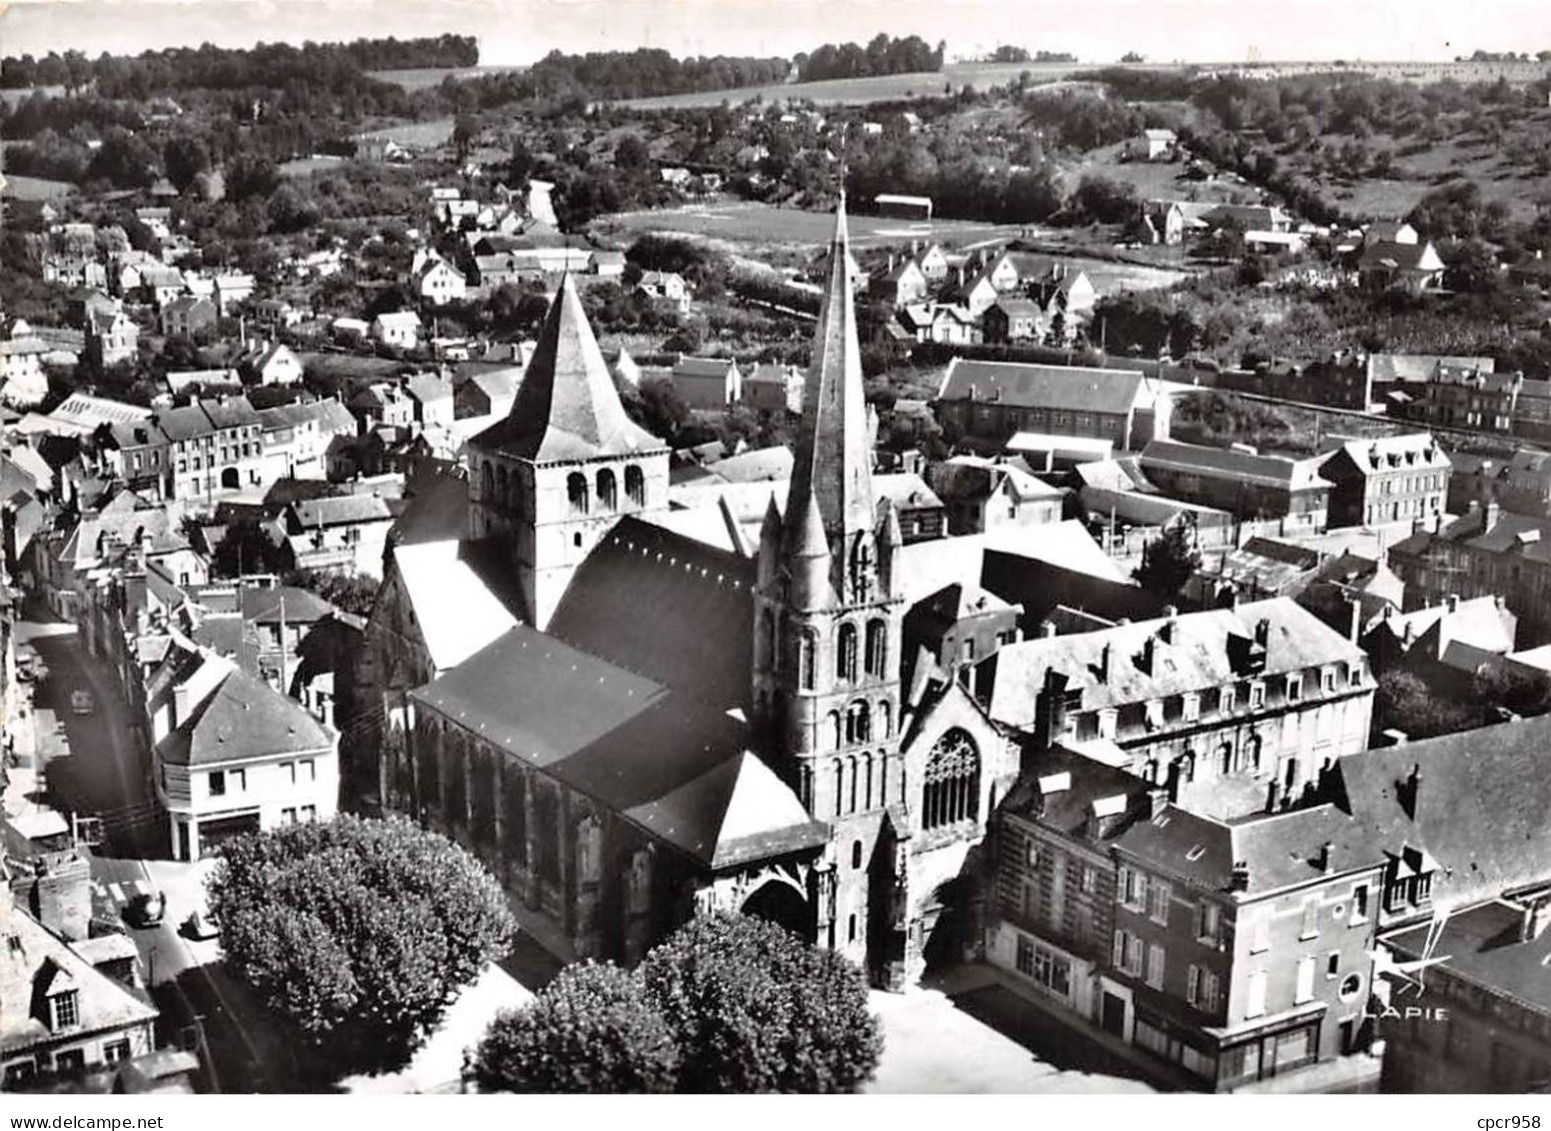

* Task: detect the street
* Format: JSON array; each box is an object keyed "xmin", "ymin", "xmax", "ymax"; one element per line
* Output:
[{"xmin": 19, "ymin": 610, "xmax": 296, "ymax": 1092}]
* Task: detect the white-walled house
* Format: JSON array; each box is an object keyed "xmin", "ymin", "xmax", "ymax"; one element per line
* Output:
[{"xmin": 148, "ymin": 643, "xmax": 339, "ymax": 861}]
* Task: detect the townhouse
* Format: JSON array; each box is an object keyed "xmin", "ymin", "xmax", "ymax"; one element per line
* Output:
[
  {"xmin": 980, "ymin": 598, "xmax": 1375, "ymax": 819},
  {"xmin": 1318, "ymin": 434, "xmax": 1450, "ymax": 529}
]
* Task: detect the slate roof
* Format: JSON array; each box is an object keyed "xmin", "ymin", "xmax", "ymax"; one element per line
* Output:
[
  {"xmin": 1141, "ymin": 440, "xmax": 1333, "ymax": 491},
  {"xmin": 1367, "ymin": 596, "xmax": 1517, "ymax": 664},
  {"xmin": 1329, "ymin": 713, "xmax": 1551, "ymax": 915},
  {"xmin": 933, "ymin": 456, "xmax": 1063, "ymax": 504},
  {"xmin": 1366, "ymin": 354, "xmax": 1494, "ymax": 384},
  {"xmin": 937, "ymin": 358, "xmax": 1160, "ymax": 415},
  {"xmin": 405, "ymin": 373, "xmax": 454, "ymax": 405},
  {"xmin": 1386, "ymin": 900, "xmax": 1551, "ymax": 1016},
  {"xmin": 1360, "ymin": 239, "xmax": 1444, "ymax": 272},
  {"xmin": 156, "ymin": 667, "xmax": 333, "ymax": 768},
  {"xmin": 388, "ymin": 468, "xmax": 470, "ymax": 549},
  {"xmin": 1114, "ymin": 801, "xmax": 1382, "ymax": 896},
  {"xmin": 240, "ymin": 585, "xmax": 336, "ymax": 625},
  {"xmin": 984, "ymin": 596, "xmax": 1364, "ymax": 728},
  {"xmin": 1391, "ymin": 508, "xmax": 1551, "ymax": 567},
  {"xmin": 0, "ymin": 901, "xmax": 159, "ymax": 1058},
  {"xmin": 410, "ymin": 624, "xmax": 825, "ymax": 870},
  {"xmin": 674, "ymin": 356, "xmax": 739, "ymax": 378},
  {"xmin": 289, "ymin": 494, "xmax": 393, "ymax": 528},
  {"xmin": 391, "ymin": 538, "xmax": 525, "ymax": 670},
  {"xmin": 1330, "ymin": 433, "xmax": 1449, "ymax": 475},
  {"xmin": 548, "ymin": 517, "xmax": 755, "ymax": 710},
  {"xmin": 473, "ymin": 275, "xmax": 664, "ymax": 463}
]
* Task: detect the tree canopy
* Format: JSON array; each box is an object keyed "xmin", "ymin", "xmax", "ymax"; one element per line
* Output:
[
  {"xmin": 467, "ymin": 962, "xmax": 680, "ymax": 1093},
  {"xmin": 639, "ymin": 912, "xmax": 882, "ymax": 1093},
  {"xmin": 208, "ymin": 815, "xmax": 514, "ymax": 1079},
  {"xmin": 1133, "ymin": 523, "xmax": 1201, "ymax": 598}
]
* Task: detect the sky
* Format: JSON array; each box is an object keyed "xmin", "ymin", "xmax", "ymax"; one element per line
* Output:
[{"xmin": 3, "ymin": 0, "xmax": 1551, "ymax": 67}]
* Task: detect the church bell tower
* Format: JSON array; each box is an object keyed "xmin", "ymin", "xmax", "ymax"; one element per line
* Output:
[{"xmin": 753, "ymin": 197, "xmax": 906, "ymax": 966}]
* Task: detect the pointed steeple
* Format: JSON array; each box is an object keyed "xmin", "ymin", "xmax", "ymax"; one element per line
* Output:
[
  {"xmin": 479, "ymin": 272, "xmax": 662, "ymax": 461},
  {"xmin": 784, "ymin": 195, "xmax": 875, "ymax": 554}
]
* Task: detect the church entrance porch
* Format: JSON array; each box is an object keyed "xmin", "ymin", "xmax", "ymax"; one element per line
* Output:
[{"xmin": 741, "ymin": 877, "xmax": 813, "ymax": 938}]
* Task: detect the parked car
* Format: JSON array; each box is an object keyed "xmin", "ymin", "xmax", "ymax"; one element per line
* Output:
[
  {"xmin": 123, "ymin": 891, "xmax": 165, "ymax": 929},
  {"xmin": 71, "ymin": 689, "xmax": 95, "ymax": 715},
  {"xmin": 182, "ymin": 910, "xmax": 219, "ymax": 941}
]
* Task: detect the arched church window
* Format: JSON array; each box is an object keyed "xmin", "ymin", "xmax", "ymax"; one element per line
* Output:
[
  {"xmin": 922, "ymin": 728, "xmax": 980, "ymax": 831},
  {"xmin": 845, "ymin": 699, "xmax": 871, "ymax": 745},
  {"xmin": 798, "ymin": 630, "xmax": 817, "ymax": 691},
  {"xmin": 837, "ymin": 623, "xmax": 858, "ymax": 682},
  {"xmin": 877, "ymin": 700, "xmax": 891, "ymax": 739},
  {"xmin": 480, "ymin": 461, "xmax": 493, "ymax": 501},
  {"xmin": 567, "ymin": 472, "xmax": 589, "ymax": 515},
  {"xmin": 865, "ymin": 619, "xmax": 887, "ymax": 677},
  {"xmin": 625, "ymin": 464, "xmax": 645, "ymax": 506},
  {"xmin": 597, "ymin": 467, "xmax": 618, "ymax": 510},
  {"xmin": 827, "ymin": 710, "xmax": 842, "ymax": 751}
]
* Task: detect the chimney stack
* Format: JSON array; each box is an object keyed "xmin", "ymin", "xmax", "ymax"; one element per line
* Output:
[
  {"xmin": 1320, "ymin": 841, "xmax": 1335, "ymax": 875},
  {"xmin": 1446, "ymin": 593, "xmax": 1460, "ymax": 613},
  {"xmin": 1039, "ymin": 620, "xmax": 1057, "ymax": 639},
  {"xmin": 1402, "ymin": 762, "xmax": 1423, "ymax": 819},
  {"xmin": 1160, "ymin": 606, "xmax": 1178, "ymax": 643},
  {"xmin": 1521, "ymin": 898, "xmax": 1551, "ymax": 943},
  {"xmin": 1254, "ymin": 618, "xmax": 1270, "ymax": 649},
  {"xmin": 1230, "ymin": 861, "xmax": 1251, "ymax": 892}
]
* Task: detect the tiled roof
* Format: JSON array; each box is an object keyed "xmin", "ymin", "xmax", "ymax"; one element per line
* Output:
[
  {"xmin": 937, "ymin": 358, "xmax": 1159, "ymax": 415},
  {"xmin": 985, "ymin": 596, "xmax": 1364, "ymax": 727},
  {"xmin": 405, "ymin": 373, "xmax": 453, "ymax": 404},
  {"xmin": 473, "ymin": 275, "xmax": 664, "ymax": 463},
  {"xmin": 1360, "ymin": 239, "xmax": 1443, "ymax": 272}
]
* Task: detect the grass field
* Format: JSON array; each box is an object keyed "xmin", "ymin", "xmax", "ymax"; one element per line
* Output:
[
  {"xmin": 610, "ymin": 61, "xmax": 1178, "ymax": 110},
  {"xmin": 366, "ymin": 65, "xmax": 525, "ymax": 89},
  {"xmin": 355, "ymin": 117, "xmax": 456, "ymax": 149},
  {"xmin": 1, "ymin": 174, "xmax": 77, "ymax": 201},
  {"xmin": 595, "ymin": 200, "xmax": 1188, "ymax": 294},
  {"xmin": 0, "ymin": 85, "xmax": 65, "ymax": 107},
  {"xmin": 279, "ymin": 155, "xmax": 349, "ymax": 178}
]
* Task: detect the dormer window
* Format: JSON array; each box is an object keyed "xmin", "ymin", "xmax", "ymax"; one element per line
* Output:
[
  {"xmin": 1322, "ymin": 667, "xmax": 1337, "ymax": 693},
  {"xmin": 1145, "ymin": 700, "xmax": 1164, "ymax": 729},
  {"xmin": 1182, "ymin": 693, "xmax": 1200, "ymax": 722},
  {"xmin": 1220, "ymin": 686, "xmax": 1236, "ymax": 714},
  {"xmin": 1287, "ymin": 674, "xmax": 1303, "ymax": 703},
  {"xmin": 1098, "ymin": 709, "xmax": 1118, "ymax": 739},
  {"xmin": 1249, "ymin": 682, "xmax": 1266, "ymax": 710},
  {"xmin": 50, "ymin": 989, "xmax": 80, "ymax": 1031}
]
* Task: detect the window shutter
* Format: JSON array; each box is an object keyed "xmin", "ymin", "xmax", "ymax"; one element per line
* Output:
[
  {"xmin": 1129, "ymin": 935, "xmax": 1144, "ymax": 975},
  {"xmin": 1186, "ymin": 964, "xmax": 1200, "ymax": 1005},
  {"xmin": 1247, "ymin": 969, "xmax": 1268, "ymax": 1018},
  {"xmin": 1113, "ymin": 929, "xmax": 1127, "ymax": 969},
  {"xmin": 1295, "ymin": 955, "xmax": 1316, "ymax": 1004}
]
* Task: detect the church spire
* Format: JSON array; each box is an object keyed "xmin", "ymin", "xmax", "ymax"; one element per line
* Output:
[{"xmin": 783, "ymin": 193, "xmax": 875, "ymax": 562}]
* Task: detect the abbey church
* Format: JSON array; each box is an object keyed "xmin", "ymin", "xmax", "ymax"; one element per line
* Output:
[{"xmin": 362, "ymin": 202, "xmax": 1013, "ymax": 987}]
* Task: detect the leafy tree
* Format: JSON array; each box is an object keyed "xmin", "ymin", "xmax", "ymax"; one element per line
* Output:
[
  {"xmin": 1133, "ymin": 523, "xmax": 1200, "ymax": 598},
  {"xmin": 467, "ymin": 962, "xmax": 680, "ymax": 1093},
  {"xmin": 1374, "ymin": 669, "xmax": 1478, "ymax": 740},
  {"xmin": 208, "ymin": 815, "xmax": 513, "ymax": 1079},
  {"xmin": 639, "ymin": 912, "xmax": 882, "ymax": 1093}
]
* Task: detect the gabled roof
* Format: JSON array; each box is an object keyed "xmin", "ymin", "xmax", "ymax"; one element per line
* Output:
[
  {"xmin": 1141, "ymin": 439, "xmax": 1332, "ymax": 491},
  {"xmin": 937, "ymin": 358, "xmax": 1161, "ymax": 415},
  {"xmin": 0, "ymin": 902, "xmax": 159, "ymax": 1058},
  {"xmin": 1329, "ymin": 433, "xmax": 1449, "ymax": 475},
  {"xmin": 1360, "ymin": 239, "xmax": 1444, "ymax": 272},
  {"xmin": 674, "ymin": 356, "xmax": 738, "ymax": 378},
  {"xmin": 473, "ymin": 275, "xmax": 664, "ymax": 463},
  {"xmin": 289, "ymin": 494, "xmax": 393, "ymax": 528},
  {"xmin": 405, "ymin": 373, "xmax": 454, "ymax": 404},
  {"xmin": 390, "ymin": 538, "xmax": 524, "ymax": 670},
  {"xmin": 1329, "ymin": 713, "xmax": 1551, "ymax": 915},
  {"xmin": 1367, "ymin": 596, "xmax": 1517, "ymax": 663},
  {"xmin": 411, "ymin": 622, "xmax": 821, "ymax": 869}
]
